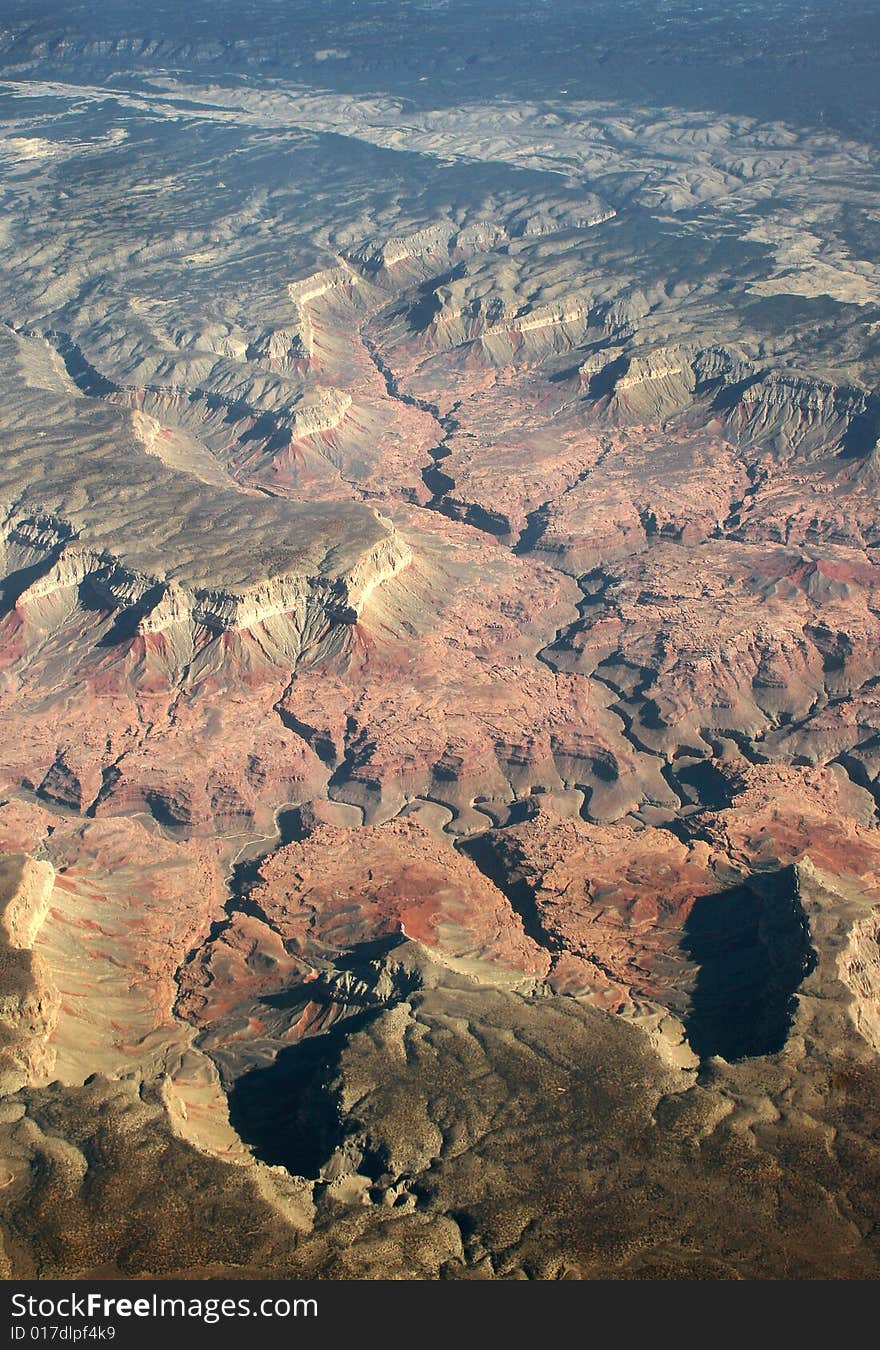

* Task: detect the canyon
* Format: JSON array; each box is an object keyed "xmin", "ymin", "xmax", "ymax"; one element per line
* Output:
[{"xmin": 1, "ymin": 0, "xmax": 880, "ymax": 1280}]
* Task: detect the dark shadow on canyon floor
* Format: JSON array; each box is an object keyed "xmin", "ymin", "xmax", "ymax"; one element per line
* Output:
[
  {"xmin": 226, "ymin": 1007, "xmax": 382, "ymax": 1176},
  {"xmin": 681, "ymin": 868, "xmax": 817, "ymax": 1062}
]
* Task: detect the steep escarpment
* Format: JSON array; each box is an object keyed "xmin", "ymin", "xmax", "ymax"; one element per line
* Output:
[
  {"xmin": 0, "ymin": 324, "xmax": 411, "ymax": 653},
  {"xmin": 0, "ymin": 855, "xmax": 57, "ymax": 1094},
  {"xmin": 576, "ymin": 341, "xmax": 880, "ymax": 464}
]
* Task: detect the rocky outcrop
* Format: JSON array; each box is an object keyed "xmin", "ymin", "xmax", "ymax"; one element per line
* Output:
[
  {"xmin": 288, "ymin": 387, "xmax": 352, "ymax": 438},
  {"xmin": 0, "ymin": 854, "xmax": 57, "ymax": 1093},
  {"xmin": 577, "ymin": 342, "xmax": 877, "ymax": 461},
  {"xmin": 839, "ymin": 912, "xmax": 880, "ymax": 1052},
  {"xmin": 246, "ymin": 325, "xmax": 309, "ymax": 364},
  {"xmin": 2, "ymin": 505, "xmax": 410, "ymax": 648},
  {"xmin": 184, "ymin": 529, "xmax": 410, "ymax": 635},
  {"xmin": 288, "ymin": 266, "xmax": 362, "ymax": 355},
  {"xmin": 347, "ymin": 224, "xmax": 454, "ymax": 272}
]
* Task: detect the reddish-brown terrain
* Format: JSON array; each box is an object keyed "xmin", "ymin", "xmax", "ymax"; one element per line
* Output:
[{"xmin": 2, "ymin": 3, "xmax": 880, "ymax": 1279}]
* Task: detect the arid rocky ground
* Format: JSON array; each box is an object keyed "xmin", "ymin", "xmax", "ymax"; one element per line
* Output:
[{"xmin": 1, "ymin": 0, "xmax": 880, "ymax": 1280}]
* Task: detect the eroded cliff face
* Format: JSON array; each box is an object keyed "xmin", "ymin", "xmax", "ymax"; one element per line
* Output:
[
  {"xmin": 0, "ymin": 856, "xmax": 57, "ymax": 1094},
  {"xmin": 2, "ymin": 25, "xmax": 880, "ymax": 1279}
]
